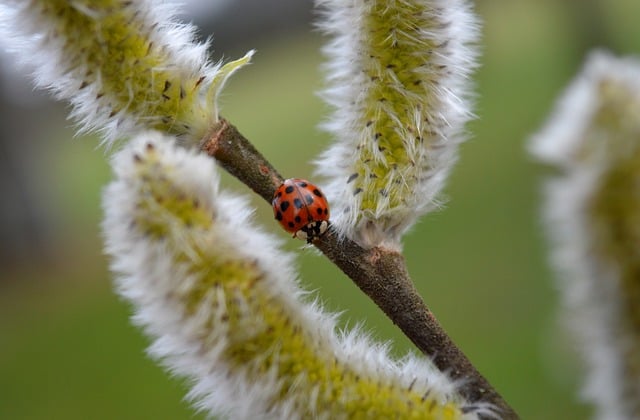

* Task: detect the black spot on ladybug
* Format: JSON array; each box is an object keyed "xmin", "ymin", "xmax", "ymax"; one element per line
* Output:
[
  {"xmin": 293, "ymin": 198, "xmax": 303, "ymax": 209},
  {"xmin": 277, "ymin": 191, "xmax": 282, "ymax": 197},
  {"xmin": 285, "ymin": 186, "xmax": 295, "ymax": 194},
  {"xmin": 275, "ymin": 211, "xmax": 283, "ymax": 221},
  {"xmin": 280, "ymin": 201, "xmax": 290, "ymax": 212},
  {"xmin": 298, "ymin": 181, "xmax": 308, "ymax": 187},
  {"xmin": 316, "ymin": 208, "xmax": 324, "ymax": 215},
  {"xmin": 294, "ymin": 215, "xmax": 301, "ymax": 223},
  {"xmin": 305, "ymin": 194, "xmax": 314, "ymax": 205},
  {"xmin": 288, "ymin": 221, "xmax": 295, "ymax": 228},
  {"xmin": 312, "ymin": 189, "xmax": 323, "ymax": 197},
  {"xmin": 324, "ymin": 208, "xmax": 329, "ymax": 215}
]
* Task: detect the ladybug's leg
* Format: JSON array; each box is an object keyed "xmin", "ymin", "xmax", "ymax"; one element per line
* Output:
[
  {"xmin": 314, "ymin": 220, "xmax": 329, "ymax": 237},
  {"xmin": 294, "ymin": 229, "xmax": 309, "ymax": 242}
]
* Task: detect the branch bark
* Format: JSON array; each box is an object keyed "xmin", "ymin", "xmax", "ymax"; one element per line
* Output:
[{"xmin": 201, "ymin": 118, "xmax": 518, "ymax": 419}]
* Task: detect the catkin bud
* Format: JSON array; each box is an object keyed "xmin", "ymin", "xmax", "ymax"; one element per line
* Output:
[
  {"xmin": 315, "ymin": 0, "xmax": 479, "ymax": 249},
  {"xmin": 103, "ymin": 132, "xmax": 487, "ymax": 419},
  {"xmin": 0, "ymin": 0, "xmax": 252, "ymax": 146},
  {"xmin": 531, "ymin": 51, "xmax": 640, "ymax": 420}
]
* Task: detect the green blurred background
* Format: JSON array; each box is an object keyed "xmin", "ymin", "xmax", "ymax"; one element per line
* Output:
[{"xmin": 1, "ymin": 0, "xmax": 639, "ymax": 418}]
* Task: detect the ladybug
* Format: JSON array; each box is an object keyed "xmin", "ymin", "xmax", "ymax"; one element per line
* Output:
[{"xmin": 272, "ymin": 178, "xmax": 330, "ymax": 242}]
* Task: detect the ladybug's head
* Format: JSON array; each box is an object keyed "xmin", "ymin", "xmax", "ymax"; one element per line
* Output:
[{"xmin": 294, "ymin": 220, "xmax": 329, "ymax": 243}]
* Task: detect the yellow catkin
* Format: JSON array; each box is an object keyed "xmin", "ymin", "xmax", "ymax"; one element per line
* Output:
[
  {"xmin": 27, "ymin": 0, "xmax": 251, "ymax": 144},
  {"xmin": 532, "ymin": 52, "xmax": 640, "ymax": 418},
  {"xmin": 588, "ymin": 79, "xmax": 640, "ymax": 415},
  {"xmin": 126, "ymin": 141, "xmax": 465, "ymax": 419},
  {"xmin": 38, "ymin": 0, "xmax": 208, "ymax": 135},
  {"xmin": 317, "ymin": 0, "xmax": 478, "ymax": 248},
  {"xmin": 354, "ymin": 2, "xmax": 439, "ymax": 220}
]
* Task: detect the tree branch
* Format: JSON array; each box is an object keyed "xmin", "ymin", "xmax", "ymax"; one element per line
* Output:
[{"xmin": 201, "ymin": 118, "xmax": 518, "ymax": 419}]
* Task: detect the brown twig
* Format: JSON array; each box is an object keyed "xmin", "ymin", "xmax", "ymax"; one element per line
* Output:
[{"xmin": 201, "ymin": 118, "xmax": 518, "ymax": 419}]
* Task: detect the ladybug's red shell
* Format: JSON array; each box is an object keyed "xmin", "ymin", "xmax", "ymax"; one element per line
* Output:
[{"xmin": 272, "ymin": 178, "xmax": 330, "ymax": 242}]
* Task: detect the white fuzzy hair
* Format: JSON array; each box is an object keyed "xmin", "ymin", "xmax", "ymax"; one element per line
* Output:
[
  {"xmin": 530, "ymin": 50, "xmax": 640, "ymax": 420},
  {"xmin": 315, "ymin": 0, "xmax": 480, "ymax": 249},
  {"xmin": 0, "ymin": 0, "xmax": 250, "ymax": 147}
]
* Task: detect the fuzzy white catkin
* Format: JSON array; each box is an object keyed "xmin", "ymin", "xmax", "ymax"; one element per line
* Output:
[
  {"xmin": 530, "ymin": 51, "xmax": 640, "ymax": 420},
  {"xmin": 315, "ymin": 0, "xmax": 479, "ymax": 250},
  {"xmin": 103, "ymin": 132, "xmax": 489, "ymax": 419},
  {"xmin": 0, "ymin": 0, "xmax": 252, "ymax": 146}
]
